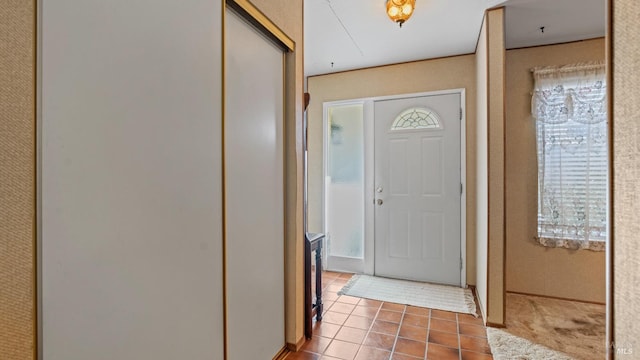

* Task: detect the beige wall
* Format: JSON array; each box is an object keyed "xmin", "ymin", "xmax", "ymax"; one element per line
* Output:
[
  {"xmin": 505, "ymin": 38, "xmax": 606, "ymax": 303},
  {"xmin": 613, "ymin": 0, "xmax": 640, "ymax": 352},
  {"xmin": 307, "ymin": 54, "xmax": 478, "ymax": 285},
  {"xmin": 250, "ymin": 0, "xmax": 306, "ymax": 347},
  {"xmin": 486, "ymin": 8, "xmax": 506, "ymax": 326},
  {"xmin": 475, "ymin": 14, "xmax": 489, "ymax": 320},
  {"xmin": 475, "ymin": 8, "xmax": 506, "ymax": 326},
  {"xmin": 0, "ymin": 1, "xmax": 35, "ymax": 360}
]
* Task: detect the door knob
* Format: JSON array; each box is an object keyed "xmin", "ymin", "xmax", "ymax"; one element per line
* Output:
[{"xmin": 376, "ymin": 199, "xmax": 383, "ymax": 205}]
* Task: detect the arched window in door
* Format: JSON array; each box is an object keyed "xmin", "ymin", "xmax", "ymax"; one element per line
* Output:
[{"xmin": 391, "ymin": 107, "xmax": 442, "ymax": 130}]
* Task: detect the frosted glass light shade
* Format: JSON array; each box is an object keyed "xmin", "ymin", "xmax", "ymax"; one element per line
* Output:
[{"xmin": 386, "ymin": 0, "xmax": 416, "ymax": 27}]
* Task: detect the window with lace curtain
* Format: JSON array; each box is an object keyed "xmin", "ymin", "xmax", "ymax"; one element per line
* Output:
[{"xmin": 531, "ymin": 62, "xmax": 607, "ymax": 251}]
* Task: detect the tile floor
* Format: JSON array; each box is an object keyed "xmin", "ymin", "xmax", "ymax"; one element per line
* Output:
[{"xmin": 288, "ymin": 271, "xmax": 493, "ymax": 360}]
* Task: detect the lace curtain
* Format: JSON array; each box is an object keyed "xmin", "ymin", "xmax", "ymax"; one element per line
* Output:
[{"xmin": 531, "ymin": 62, "xmax": 607, "ymax": 251}]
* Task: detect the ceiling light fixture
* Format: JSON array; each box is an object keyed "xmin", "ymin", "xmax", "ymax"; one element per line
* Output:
[{"xmin": 386, "ymin": 0, "xmax": 416, "ymax": 28}]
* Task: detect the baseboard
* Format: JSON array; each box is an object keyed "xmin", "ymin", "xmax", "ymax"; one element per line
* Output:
[
  {"xmin": 273, "ymin": 346, "xmax": 290, "ymax": 360},
  {"xmin": 506, "ymin": 291, "xmax": 606, "ymax": 305},
  {"xmin": 470, "ymin": 286, "xmax": 487, "ymax": 324},
  {"xmin": 486, "ymin": 321, "xmax": 506, "ymax": 328},
  {"xmin": 286, "ymin": 335, "xmax": 306, "ymax": 352}
]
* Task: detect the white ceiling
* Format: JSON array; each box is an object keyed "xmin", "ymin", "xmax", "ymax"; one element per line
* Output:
[
  {"xmin": 304, "ymin": 0, "xmax": 605, "ymax": 77},
  {"xmin": 504, "ymin": 0, "xmax": 605, "ymax": 49}
]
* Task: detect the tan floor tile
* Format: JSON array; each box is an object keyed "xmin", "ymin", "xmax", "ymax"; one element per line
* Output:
[
  {"xmin": 394, "ymin": 338, "xmax": 426, "ymax": 358},
  {"xmin": 321, "ymin": 274, "xmax": 339, "ymax": 282},
  {"xmin": 458, "ymin": 323, "xmax": 487, "ymax": 338},
  {"xmin": 335, "ymin": 326, "xmax": 367, "ymax": 344},
  {"xmin": 405, "ymin": 306, "xmax": 430, "ymax": 316},
  {"xmin": 402, "ymin": 313, "xmax": 429, "ymax": 328},
  {"xmin": 427, "ymin": 330, "xmax": 459, "ymax": 349},
  {"xmin": 288, "ymin": 351, "xmax": 321, "ymax": 359},
  {"xmin": 354, "ymin": 346, "xmax": 391, "ymax": 360},
  {"xmin": 322, "ymin": 271, "xmax": 341, "ymax": 277},
  {"xmin": 313, "ymin": 322, "xmax": 341, "ymax": 338},
  {"xmin": 363, "ymin": 332, "xmax": 396, "ymax": 351},
  {"xmin": 377, "ymin": 310, "xmax": 403, "ymax": 323},
  {"xmin": 301, "ymin": 336, "xmax": 332, "ymax": 354},
  {"xmin": 398, "ymin": 324, "xmax": 428, "ymax": 342},
  {"xmin": 323, "ymin": 340, "xmax": 360, "ymax": 360},
  {"xmin": 323, "ymin": 301, "xmax": 335, "ymax": 314},
  {"xmin": 322, "ymin": 311, "xmax": 349, "ymax": 326},
  {"xmin": 426, "ymin": 343, "xmax": 460, "ymax": 360},
  {"xmin": 381, "ymin": 302, "xmax": 406, "ymax": 312},
  {"xmin": 431, "ymin": 309, "xmax": 457, "ymax": 321},
  {"xmin": 359, "ymin": 299, "xmax": 383, "ymax": 308},
  {"xmin": 337, "ymin": 295, "xmax": 361, "ymax": 305},
  {"xmin": 323, "ymin": 292, "xmax": 340, "ymax": 302},
  {"xmin": 327, "ymin": 284, "xmax": 346, "ymax": 292},
  {"xmin": 351, "ymin": 305, "xmax": 379, "ymax": 319},
  {"xmin": 390, "ymin": 353, "xmax": 421, "ymax": 360},
  {"xmin": 331, "ymin": 302, "xmax": 357, "ymax": 315},
  {"xmin": 429, "ymin": 318, "xmax": 458, "ymax": 334},
  {"xmin": 344, "ymin": 315, "xmax": 374, "ymax": 330},
  {"xmin": 458, "ymin": 313, "xmax": 484, "ymax": 325},
  {"xmin": 371, "ymin": 320, "xmax": 400, "ymax": 335}
]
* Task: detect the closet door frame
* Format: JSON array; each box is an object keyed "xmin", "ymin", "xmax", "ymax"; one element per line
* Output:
[{"xmin": 222, "ymin": 1, "xmax": 294, "ymax": 358}]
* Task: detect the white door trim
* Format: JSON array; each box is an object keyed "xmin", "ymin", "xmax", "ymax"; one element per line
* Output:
[{"xmin": 322, "ymin": 89, "xmax": 466, "ymax": 287}]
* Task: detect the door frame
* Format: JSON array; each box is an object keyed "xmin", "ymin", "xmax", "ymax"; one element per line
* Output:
[
  {"xmin": 223, "ymin": 0, "xmax": 294, "ymax": 357},
  {"xmin": 323, "ymin": 88, "xmax": 467, "ymax": 287}
]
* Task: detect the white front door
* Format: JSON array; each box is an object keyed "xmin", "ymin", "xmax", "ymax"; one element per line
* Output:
[{"xmin": 374, "ymin": 93, "xmax": 462, "ymax": 286}]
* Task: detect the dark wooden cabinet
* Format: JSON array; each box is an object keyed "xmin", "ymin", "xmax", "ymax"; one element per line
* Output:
[{"xmin": 304, "ymin": 232, "xmax": 324, "ymax": 339}]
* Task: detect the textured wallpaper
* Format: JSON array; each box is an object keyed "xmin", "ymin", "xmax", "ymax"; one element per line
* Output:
[
  {"xmin": 486, "ymin": 7, "xmax": 505, "ymax": 326},
  {"xmin": 613, "ymin": 0, "xmax": 640, "ymax": 355},
  {"xmin": 0, "ymin": 1, "xmax": 36, "ymax": 360}
]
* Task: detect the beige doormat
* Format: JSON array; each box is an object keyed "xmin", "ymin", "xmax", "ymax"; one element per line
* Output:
[
  {"xmin": 487, "ymin": 327, "xmax": 574, "ymax": 360},
  {"xmin": 337, "ymin": 274, "xmax": 477, "ymax": 316}
]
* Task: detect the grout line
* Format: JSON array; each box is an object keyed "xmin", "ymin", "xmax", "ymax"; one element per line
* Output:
[
  {"xmin": 388, "ymin": 306, "xmax": 406, "ymax": 358},
  {"xmin": 353, "ymin": 298, "xmax": 383, "ymax": 358},
  {"xmin": 425, "ymin": 308, "xmax": 432, "ymax": 360},
  {"xmin": 318, "ymin": 276, "xmax": 343, "ymax": 356},
  {"xmin": 456, "ymin": 313, "xmax": 463, "ymax": 360}
]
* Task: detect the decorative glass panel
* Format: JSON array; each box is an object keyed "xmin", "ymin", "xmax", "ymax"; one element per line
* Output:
[
  {"xmin": 391, "ymin": 107, "xmax": 442, "ymax": 130},
  {"xmin": 327, "ymin": 104, "xmax": 364, "ymax": 258}
]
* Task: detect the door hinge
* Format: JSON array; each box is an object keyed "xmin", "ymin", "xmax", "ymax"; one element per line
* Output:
[
  {"xmin": 460, "ymin": 258, "xmax": 463, "ymax": 270},
  {"xmin": 460, "ymin": 108, "xmax": 463, "ymax": 120},
  {"xmin": 460, "ymin": 183, "xmax": 463, "ymax": 195}
]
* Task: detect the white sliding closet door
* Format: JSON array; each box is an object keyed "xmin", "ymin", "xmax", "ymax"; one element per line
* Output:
[
  {"xmin": 225, "ymin": 8, "xmax": 285, "ymax": 359},
  {"xmin": 40, "ymin": 1, "xmax": 224, "ymax": 359}
]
